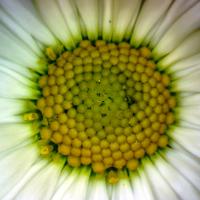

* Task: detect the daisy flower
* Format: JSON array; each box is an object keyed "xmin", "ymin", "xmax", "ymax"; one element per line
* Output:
[{"xmin": 0, "ymin": 0, "xmax": 200, "ymax": 199}]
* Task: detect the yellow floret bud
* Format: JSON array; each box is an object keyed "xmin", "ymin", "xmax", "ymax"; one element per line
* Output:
[
  {"xmin": 46, "ymin": 47, "xmax": 56, "ymax": 60},
  {"xmin": 92, "ymin": 162, "xmax": 105, "ymax": 173},
  {"xmin": 158, "ymin": 135, "xmax": 169, "ymax": 148},
  {"xmin": 58, "ymin": 144, "xmax": 70, "ymax": 155},
  {"xmin": 113, "ymin": 159, "xmax": 126, "ymax": 169},
  {"xmin": 40, "ymin": 145, "xmax": 52, "ymax": 156},
  {"xmin": 107, "ymin": 171, "xmax": 119, "ymax": 184},
  {"xmin": 40, "ymin": 127, "xmax": 52, "ymax": 140},
  {"xmin": 127, "ymin": 159, "xmax": 138, "ymax": 171},
  {"xmin": 68, "ymin": 156, "xmax": 80, "ymax": 167},
  {"xmin": 81, "ymin": 157, "xmax": 91, "ymax": 165},
  {"xmin": 146, "ymin": 143, "xmax": 157, "ymax": 155},
  {"xmin": 23, "ymin": 113, "xmax": 39, "ymax": 121}
]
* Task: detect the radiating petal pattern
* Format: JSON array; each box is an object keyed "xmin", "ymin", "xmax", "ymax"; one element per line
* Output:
[
  {"xmin": 15, "ymin": 158, "xmax": 65, "ymax": 200},
  {"xmin": 59, "ymin": 167, "xmax": 91, "ymax": 200},
  {"xmin": 101, "ymin": 0, "xmax": 113, "ymax": 41},
  {"xmin": 0, "ymin": 8, "xmax": 42, "ymax": 56},
  {"xmin": 153, "ymin": 1, "xmax": 200, "ymax": 59},
  {"xmin": 57, "ymin": 0, "xmax": 82, "ymax": 42},
  {"xmin": 0, "ymin": 24, "xmax": 40, "ymax": 69},
  {"xmin": 144, "ymin": 158, "xmax": 178, "ymax": 200},
  {"xmin": 153, "ymin": 154, "xmax": 200, "ymax": 200},
  {"xmin": 0, "ymin": 123, "xmax": 37, "ymax": 152},
  {"xmin": 0, "ymin": 0, "xmax": 58, "ymax": 46},
  {"xmin": 0, "ymin": 70, "xmax": 39, "ymax": 99},
  {"xmin": 172, "ymin": 65, "xmax": 200, "ymax": 92},
  {"xmin": 111, "ymin": 0, "xmax": 141, "ymax": 42},
  {"xmin": 150, "ymin": 0, "xmax": 198, "ymax": 46},
  {"xmin": 180, "ymin": 93, "xmax": 200, "ymax": 106},
  {"xmin": 0, "ymin": 0, "xmax": 199, "ymax": 200},
  {"xmin": 74, "ymin": 0, "xmax": 99, "ymax": 40},
  {"xmin": 51, "ymin": 167, "xmax": 80, "ymax": 200},
  {"xmin": 178, "ymin": 105, "xmax": 200, "ymax": 127},
  {"xmin": 0, "ymin": 144, "xmax": 38, "ymax": 199},
  {"xmin": 131, "ymin": 0, "xmax": 172, "ymax": 47},
  {"xmin": 86, "ymin": 175, "xmax": 109, "ymax": 200},
  {"xmin": 167, "ymin": 53, "xmax": 200, "ymax": 72},
  {"xmin": 0, "ymin": 66, "xmax": 37, "ymax": 88},
  {"xmin": 35, "ymin": 0, "xmax": 76, "ymax": 49},
  {"xmin": 158, "ymin": 30, "xmax": 200, "ymax": 69},
  {"xmin": 0, "ymin": 98, "xmax": 34, "ymax": 123},
  {"xmin": 2, "ymin": 159, "xmax": 48, "ymax": 200},
  {"xmin": 168, "ymin": 127, "xmax": 200, "ymax": 158},
  {"xmin": 137, "ymin": 168, "xmax": 155, "ymax": 200},
  {"xmin": 0, "ymin": 58, "xmax": 39, "ymax": 80},
  {"xmin": 164, "ymin": 149, "xmax": 200, "ymax": 191},
  {"xmin": 112, "ymin": 172, "xmax": 134, "ymax": 200}
]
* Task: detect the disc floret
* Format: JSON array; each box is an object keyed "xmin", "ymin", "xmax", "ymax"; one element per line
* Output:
[{"xmin": 36, "ymin": 40, "xmax": 177, "ymax": 183}]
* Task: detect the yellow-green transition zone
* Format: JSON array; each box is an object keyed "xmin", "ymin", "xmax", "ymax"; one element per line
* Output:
[{"xmin": 36, "ymin": 40, "xmax": 176, "ymax": 179}]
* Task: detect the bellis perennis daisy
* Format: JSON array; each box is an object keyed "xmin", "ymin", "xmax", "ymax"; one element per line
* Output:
[{"xmin": 0, "ymin": 0, "xmax": 200, "ymax": 200}]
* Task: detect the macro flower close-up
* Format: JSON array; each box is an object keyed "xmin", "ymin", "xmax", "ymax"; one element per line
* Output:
[{"xmin": 0, "ymin": 0, "xmax": 200, "ymax": 199}]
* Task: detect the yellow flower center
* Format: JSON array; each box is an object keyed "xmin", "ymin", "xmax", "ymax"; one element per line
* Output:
[{"xmin": 36, "ymin": 40, "xmax": 177, "ymax": 182}]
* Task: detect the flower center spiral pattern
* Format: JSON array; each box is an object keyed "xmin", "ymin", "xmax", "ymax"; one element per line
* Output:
[{"xmin": 36, "ymin": 40, "xmax": 176, "ymax": 178}]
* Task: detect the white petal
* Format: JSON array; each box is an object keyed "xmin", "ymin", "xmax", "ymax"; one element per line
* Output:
[
  {"xmin": 61, "ymin": 167, "xmax": 90, "ymax": 200},
  {"xmin": 167, "ymin": 53, "xmax": 200, "ymax": 73},
  {"xmin": 74, "ymin": 0, "xmax": 99, "ymax": 40},
  {"xmin": 169, "ymin": 127, "xmax": 200, "ymax": 158},
  {"xmin": 0, "ymin": 65, "xmax": 37, "ymax": 88},
  {"xmin": 0, "ymin": 144, "xmax": 38, "ymax": 199},
  {"xmin": 171, "ymin": 66, "xmax": 200, "ymax": 92},
  {"xmin": 130, "ymin": 169, "xmax": 155, "ymax": 200},
  {"xmin": 105, "ymin": 183, "xmax": 113, "ymax": 200},
  {"xmin": 111, "ymin": 0, "xmax": 141, "ymax": 42},
  {"xmin": 178, "ymin": 120, "xmax": 200, "ymax": 130},
  {"xmin": 111, "ymin": 171, "xmax": 134, "ymax": 200},
  {"xmin": 16, "ymin": 158, "xmax": 65, "ymax": 200},
  {"xmin": 101, "ymin": 0, "xmax": 112, "ymax": 41},
  {"xmin": 53, "ymin": 165, "xmax": 72, "ymax": 186},
  {"xmin": 97, "ymin": 0, "xmax": 103, "ymax": 37},
  {"xmin": 0, "ymin": 24, "xmax": 42, "ymax": 70},
  {"xmin": 143, "ymin": 158, "xmax": 178, "ymax": 200},
  {"xmin": 0, "ymin": 0, "xmax": 58, "ymax": 46},
  {"xmin": 35, "ymin": 0, "xmax": 75, "ymax": 49},
  {"xmin": 0, "ymin": 58, "xmax": 39, "ymax": 81},
  {"xmin": 153, "ymin": 1, "xmax": 200, "ymax": 59},
  {"xmin": 180, "ymin": 93, "xmax": 200, "ymax": 106},
  {"xmin": 158, "ymin": 30, "xmax": 200, "ymax": 69},
  {"xmin": 137, "ymin": 168, "xmax": 155, "ymax": 200},
  {"xmin": 3, "ymin": 159, "xmax": 48, "ymax": 200},
  {"xmin": 150, "ymin": 0, "xmax": 198, "ymax": 47},
  {"xmin": 131, "ymin": 0, "xmax": 172, "ymax": 47},
  {"xmin": 0, "ymin": 98, "xmax": 35, "ymax": 123},
  {"xmin": 130, "ymin": 172, "xmax": 146, "ymax": 200},
  {"xmin": 57, "ymin": 0, "xmax": 82, "ymax": 42},
  {"xmin": 142, "ymin": 18, "xmax": 163, "ymax": 46},
  {"xmin": 87, "ymin": 175, "xmax": 109, "ymax": 200},
  {"xmin": 124, "ymin": 0, "xmax": 142, "ymax": 40},
  {"xmin": 154, "ymin": 154, "xmax": 200, "ymax": 200},
  {"xmin": 178, "ymin": 104, "xmax": 200, "ymax": 127},
  {"xmin": 0, "ymin": 123, "xmax": 37, "ymax": 152},
  {"xmin": 171, "ymin": 141, "xmax": 195, "ymax": 155},
  {"xmin": 51, "ymin": 168, "xmax": 80, "ymax": 200},
  {"xmin": 76, "ymin": 14, "xmax": 87, "ymax": 38},
  {"xmin": 0, "ymin": 8, "xmax": 42, "ymax": 56},
  {"xmin": 164, "ymin": 149, "xmax": 200, "ymax": 191},
  {"xmin": 0, "ymin": 70, "xmax": 39, "ymax": 99}
]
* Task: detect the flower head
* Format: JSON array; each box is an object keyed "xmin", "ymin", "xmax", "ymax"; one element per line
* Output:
[{"xmin": 0, "ymin": 0, "xmax": 200, "ymax": 199}]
